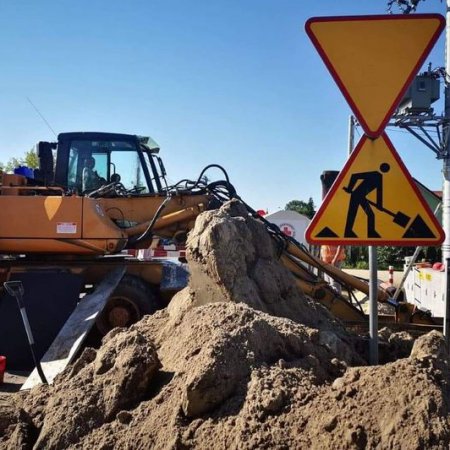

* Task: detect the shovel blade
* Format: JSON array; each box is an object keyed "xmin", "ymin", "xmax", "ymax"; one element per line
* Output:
[{"xmin": 393, "ymin": 211, "xmax": 410, "ymax": 228}]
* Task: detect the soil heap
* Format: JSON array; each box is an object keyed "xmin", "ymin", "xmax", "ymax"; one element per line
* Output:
[{"xmin": 1, "ymin": 200, "xmax": 450, "ymax": 449}]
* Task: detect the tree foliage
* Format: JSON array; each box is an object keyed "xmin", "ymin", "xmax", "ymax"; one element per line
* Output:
[
  {"xmin": 377, "ymin": 246, "xmax": 409, "ymax": 270},
  {"xmin": 344, "ymin": 245, "xmax": 440, "ymax": 270},
  {"xmin": 285, "ymin": 197, "xmax": 316, "ymax": 219},
  {"xmin": 1, "ymin": 148, "xmax": 38, "ymax": 173},
  {"xmin": 3, "ymin": 157, "xmax": 22, "ymax": 173},
  {"xmin": 23, "ymin": 149, "xmax": 39, "ymax": 169}
]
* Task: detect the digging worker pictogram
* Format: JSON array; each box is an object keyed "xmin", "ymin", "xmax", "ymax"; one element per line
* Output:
[{"xmin": 343, "ymin": 163, "xmax": 390, "ymax": 238}]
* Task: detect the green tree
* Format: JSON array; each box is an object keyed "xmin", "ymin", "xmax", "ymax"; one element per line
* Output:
[
  {"xmin": 1, "ymin": 148, "xmax": 38, "ymax": 173},
  {"xmin": 345, "ymin": 245, "xmax": 368, "ymax": 268},
  {"xmin": 4, "ymin": 157, "xmax": 22, "ymax": 173},
  {"xmin": 377, "ymin": 246, "xmax": 407, "ymax": 270},
  {"xmin": 23, "ymin": 148, "xmax": 39, "ymax": 169},
  {"xmin": 285, "ymin": 198, "xmax": 316, "ymax": 219}
]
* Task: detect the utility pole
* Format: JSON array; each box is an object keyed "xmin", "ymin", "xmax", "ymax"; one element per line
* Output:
[
  {"xmin": 386, "ymin": 2, "xmax": 448, "ymax": 259},
  {"xmin": 443, "ymin": 0, "xmax": 450, "ymax": 265},
  {"xmin": 348, "ymin": 115, "xmax": 355, "ymax": 156},
  {"xmin": 387, "ymin": 0, "xmax": 450, "ymax": 342},
  {"xmin": 443, "ymin": 0, "xmax": 450, "ymax": 343}
]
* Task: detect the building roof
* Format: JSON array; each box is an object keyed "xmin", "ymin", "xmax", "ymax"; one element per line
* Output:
[{"xmin": 265, "ymin": 210, "xmax": 310, "ymax": 221}]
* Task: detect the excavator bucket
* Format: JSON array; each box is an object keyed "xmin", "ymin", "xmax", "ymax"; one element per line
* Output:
[{"xmin": 21, "ymin": 267, "xmax": 126, "ymax": 389}]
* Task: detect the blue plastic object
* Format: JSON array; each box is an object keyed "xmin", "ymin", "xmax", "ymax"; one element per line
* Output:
[{"xmin": 13, "ymin": 166, "xmax": 34, "ymax": 179}]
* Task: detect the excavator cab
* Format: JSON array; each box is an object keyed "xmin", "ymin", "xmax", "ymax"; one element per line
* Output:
[{"xmin": 36, "ymin": 132, "xmax": 167, "ymax": 196}]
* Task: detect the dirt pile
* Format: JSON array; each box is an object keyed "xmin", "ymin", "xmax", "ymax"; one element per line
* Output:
[
  {"xmin": 378, "ymin": 327, "xmax": 415, "ymax": 363},
  {"xmin": 1, "ymin": 327, "xmax": 161, "ymax": 449},
  {"xmin": 1, "ymin": 200, "xmax": 450, "ymax": 449},
  {"xmin": 0, "ymin": 303, "xmax": 345, "ymax": 449},
  {"xmin": 183, "ymin": 200, "xmax": 334, "ymax": 329},
  {"xmin": 2, "ymin": 310, "xmax": 449, "ymax": 449}
]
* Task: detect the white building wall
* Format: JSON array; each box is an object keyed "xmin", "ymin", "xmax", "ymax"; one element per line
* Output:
[{"xmin": 264, "ymin": 210, "xmax": 311, "ymax": 246}]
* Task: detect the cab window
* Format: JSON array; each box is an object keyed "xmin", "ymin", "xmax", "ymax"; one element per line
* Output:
[{"xmin": 67, "ymin": 139, "xmax": 149, "ymax": 194}]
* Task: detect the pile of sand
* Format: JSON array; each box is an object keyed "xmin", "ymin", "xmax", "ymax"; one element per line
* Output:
[
  {"xmin": 185, "ymin": 201, "xmax": 327, "ymax": 324},
  {"xmin": 1, "ymin": 200, "xmax": 449, "ymax": 449}
]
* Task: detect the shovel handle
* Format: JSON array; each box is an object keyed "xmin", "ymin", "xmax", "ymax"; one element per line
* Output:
[
  {"xmin": 365, "ymin": 199, "xmax": 395, "ymax": 217},
  {"xmin": 3, "ymin": 281, "xmax": 48, "ymax": 384}
]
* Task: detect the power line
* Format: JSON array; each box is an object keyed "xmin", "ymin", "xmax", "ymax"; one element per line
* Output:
[{"xmin": 26, "ymin": 97, "xmax": 57, "ymax": 138}]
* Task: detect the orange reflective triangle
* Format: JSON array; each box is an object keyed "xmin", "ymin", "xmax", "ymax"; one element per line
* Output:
[
  {"xmin": 305, "ymin": 14, "xmax": 444, "ymax": 138},
  {"xmin": 305, "ymin": 133, "xmax": 444, "ymax": 246}
]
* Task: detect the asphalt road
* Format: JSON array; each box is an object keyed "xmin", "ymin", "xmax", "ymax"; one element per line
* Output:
[{"xmin": 343, "ymin": 268, "xmax": 403, "ymax": 287}]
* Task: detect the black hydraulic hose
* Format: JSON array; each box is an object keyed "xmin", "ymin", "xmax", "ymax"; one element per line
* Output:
[
  {"xmin": 170, "ymin": 164, "xmax": 233, "ymax": 193},
  {"xmin": 127, "ymin": 166, "xmax": 234, "ymax": 247},
  {"xmin": 128, "ymin": 195, "xmax": 173, "ymax": 246},
  {"xmin": 206, "ymin": 180, "xmax": 237, "ymax": 199},
  {"xmin": 193, "ymin": 164, "xmax": 231, "ymax": 189}
]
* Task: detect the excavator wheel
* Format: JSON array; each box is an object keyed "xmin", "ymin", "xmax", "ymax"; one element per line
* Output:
[{"xmin": 96, "ymin": 275, "xmax": 159, "ymax": 335}]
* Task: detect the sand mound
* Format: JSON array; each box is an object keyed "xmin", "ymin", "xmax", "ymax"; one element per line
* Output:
[
  {"xmin": 183, "ymin": 200, "xmax": 337, "ymax": 329},
  {"xmin": 2, "ymin": 327, "xmax": 160, "ymax": 449},
  {"xmin": 3, "ymin": 310, "xmax": 449, "ymax": 449},
  {"xmin": 378, "ymin": 327, "xmax": 415, "ymax": 363},
  {"xmin": 0, "ymin": 303, "xmax": 345, "ymax": 448},
  {"xmin": 1, "ymin": 200, "xmax": 449, "ymax": 449}
]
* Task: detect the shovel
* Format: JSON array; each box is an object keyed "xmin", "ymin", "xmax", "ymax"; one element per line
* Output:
[
  {"xmin": 366, "ymin": 199, "xmax": 410, "ymax": 228},
  {"xmin": 3, "ymin": 281, "xmax": 48, "ymax": 384}
]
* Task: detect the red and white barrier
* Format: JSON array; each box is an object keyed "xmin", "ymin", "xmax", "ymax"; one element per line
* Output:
[
  {"xmin": 388, "ymin": 265, "xmax": 394, "ymax": 286},
  {"xmin": 129, "ymin": 245, "xmax": 186, "ymax": 260}
]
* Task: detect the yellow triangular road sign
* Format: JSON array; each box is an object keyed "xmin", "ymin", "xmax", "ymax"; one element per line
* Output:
[
  {"xmin": 306, "ymin": 133, "xmax": 444, "ymax": 246},
  {"xmin": 305, "ymin": 14, "xmax": 444, "ymax": 138}
]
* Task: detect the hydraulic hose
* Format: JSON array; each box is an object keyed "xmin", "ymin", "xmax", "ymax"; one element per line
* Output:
[{"xmin": 127, "ymin": 195, "xmax": 173, "ymax": 246}]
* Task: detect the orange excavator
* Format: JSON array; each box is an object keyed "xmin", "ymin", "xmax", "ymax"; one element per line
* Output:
[{"xmin": 0, "ymin": 132, "xmax": 434, "ymax": 370}]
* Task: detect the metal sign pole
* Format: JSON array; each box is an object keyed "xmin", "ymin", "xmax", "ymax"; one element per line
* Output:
[
  {"xmin": 369, "ymin": 246, "xmax": 378, "ymax": 365},
  {"xmin": 445, "ymin": 258, "xmax": 450, "ymax": 349}
]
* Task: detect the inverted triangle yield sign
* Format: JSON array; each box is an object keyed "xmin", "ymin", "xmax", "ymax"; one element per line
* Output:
[
  {"xmin": 305, "ymin": 133, "xmax": 444, "ymax": 246},
  {"xmin": 305, "ymin": 14, "xmax": 444, "ymax": 138}
]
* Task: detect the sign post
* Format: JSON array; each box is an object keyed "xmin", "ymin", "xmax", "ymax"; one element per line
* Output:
[{"xmin": 369, "ymin": 247, "xmax": 378, "ymax": 364}]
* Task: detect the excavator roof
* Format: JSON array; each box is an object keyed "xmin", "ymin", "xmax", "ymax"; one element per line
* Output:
[
  {"xmin": 57, "ymin": 132, "xmax": 160, "ymax": 153},
  {"xmin": 58, "ymin": 132, "xmax": 139, "ymax": 142}
]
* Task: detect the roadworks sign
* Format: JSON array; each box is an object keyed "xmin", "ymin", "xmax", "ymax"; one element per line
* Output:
[
  {"xmin": 305, "ymin": 14, "xmax": 445, "ymax": 138},
  {"xmin": 305, "ymin": 133, "xmax": 444, "ymax": 246}
]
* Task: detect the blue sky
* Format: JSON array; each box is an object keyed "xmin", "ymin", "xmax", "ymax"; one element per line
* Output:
[{"xmin": 0, "ymin": 0, "xmax": 446, "ymax": 212}]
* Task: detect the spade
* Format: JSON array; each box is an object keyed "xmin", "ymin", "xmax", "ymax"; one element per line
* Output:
[{"xmin": 366, "ymin": 199, "xmax": 410, "ymax": 228}]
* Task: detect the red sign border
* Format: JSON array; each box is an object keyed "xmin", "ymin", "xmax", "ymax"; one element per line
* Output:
[
  {"xmin": 305, "ymin": 132, "xmax": 445, "ymax": 246},
  {"xmin": 305, "ymin": 14, "xmax": 445, "ymax": 138}
]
